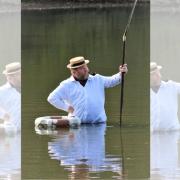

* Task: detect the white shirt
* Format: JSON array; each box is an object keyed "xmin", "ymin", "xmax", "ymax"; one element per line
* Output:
[
  {"xmin": 0, "ymin": 107, "xmax": 6, "ymax": 119},
  {"xmin": 151, "ymin": 81, "xmax": 180, "ymax": 132},
  {"xmin": 48, "ymin": 73, "xmax": 121, "ymax": 123},
  {"xmin": 0, "ymin": 83, "xmax": 21, "ymax": 131}
]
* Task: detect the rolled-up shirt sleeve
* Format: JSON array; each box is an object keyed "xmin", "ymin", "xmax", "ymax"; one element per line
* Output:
[
  {"xmin": 47, "ymin": 83, "xmax": 69, "ymax": 112},
  {"xmin": 98, "ymin": 73, "xmax": 121, "ymax": 88}
]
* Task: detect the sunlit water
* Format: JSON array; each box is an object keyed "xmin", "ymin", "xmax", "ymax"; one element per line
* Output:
[{"xmin": 22, "ymin": 5, "xmax": 149, "ymax": 179}]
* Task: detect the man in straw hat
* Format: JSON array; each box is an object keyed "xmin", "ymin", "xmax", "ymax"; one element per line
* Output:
[
  {"xmin": 150, "ymin": 62, "xmax": 180, "ymax": 132},
  {"xmin": 0, "ymin": 62, "xmax": 21, "ymax": 131},
  {"xmin": 48, "ymin": 56, "xmax": 128, "ymax": 124}
]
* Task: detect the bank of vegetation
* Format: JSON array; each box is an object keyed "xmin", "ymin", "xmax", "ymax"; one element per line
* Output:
[{"xmin": 22, "ymin": 0, "xmax": 149, "ymax": 10}]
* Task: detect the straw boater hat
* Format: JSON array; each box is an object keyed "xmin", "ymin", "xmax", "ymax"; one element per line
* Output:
[
  {"xmin": 2, "ymin": 62, "xmax": 21, "ymax": 75},
  {"xmin": 150, "ymin": 62, "xmax": 162, "ymax": 73},
  {"xmin": 67, "ymin": 56, "xmax": 89, "ymax": 69}
]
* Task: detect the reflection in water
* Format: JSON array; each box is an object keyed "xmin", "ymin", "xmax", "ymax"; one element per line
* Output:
[
  {"xmin": 0, "ymin": 129, "xmax": 20, "ymax": 180},
  {"xmin": 34, "ymin": 124, "xmax": 149, "ymax": 179},
  {"xmin": 151, "ymin": 131, "xmax": 180, "ymax": 180},
  {"xmin": 48, "ymin": 124, "xmax": 123, "ymax": 179}
]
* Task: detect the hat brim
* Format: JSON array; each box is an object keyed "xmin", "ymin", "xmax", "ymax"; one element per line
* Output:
[
  {"xmin": 150, "ymin": 65, "xmax": 162, "ymax": 73},
  {"xmin": 67, "ymin": 60, "xmax": 89, "ymax": 69},
  {"xmin": 2, "ymin": 69, "xmax": 21, "ymax": 75}
]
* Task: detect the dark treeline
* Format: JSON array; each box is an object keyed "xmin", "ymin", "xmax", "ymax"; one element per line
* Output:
[
  {"xmin": 22, "ymin": 0, "xmax": 148, "ymax": 2},
  {"xmin": 22, "ymin": 0, "xmax": 149, "ymax": 10}
]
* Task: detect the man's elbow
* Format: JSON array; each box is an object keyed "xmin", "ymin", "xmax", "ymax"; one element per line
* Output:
[{"xmin": 47, "ymin": 94, "xmax": 54, "ymax": 104}]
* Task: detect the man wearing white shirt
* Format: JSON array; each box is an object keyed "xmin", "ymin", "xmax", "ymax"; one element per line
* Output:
[
  {"xmin": 48, "ymin": 56, "xmax": 128, "ymax": 123},
  {"xmin": 0, "ymin": 62, "xmax": 21, "ymax": 131},
  {"xmin": 150, "ymin": 62, "xmax": 180, "ymax": 131}
]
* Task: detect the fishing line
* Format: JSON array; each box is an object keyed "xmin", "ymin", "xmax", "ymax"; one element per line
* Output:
[{"xmin": 120, "ymin": 0, "xmax": 138, "ymax": 127}]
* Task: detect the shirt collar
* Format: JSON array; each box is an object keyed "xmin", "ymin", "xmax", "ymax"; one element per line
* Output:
[
  {"xmin": 4, "ymin": 82, "xmax": 20, "ymax": 93},
  {"xmin": 151, "ymin": 81, "xmax": 166, "ymax": 94},
  {"xmin": 69, "ymin": 76, "xmax": 75, "ymax": 81},
  {"xmin": 69, "ymin": 74, "xmax": 93, "ymax": 82},
  {"xmin": 160, "ymin": 81, "xmax": 166, "ymax": 88},
  {"xmin": 5, "ymin": 82, "xmax": 12, "ymax": 88}
]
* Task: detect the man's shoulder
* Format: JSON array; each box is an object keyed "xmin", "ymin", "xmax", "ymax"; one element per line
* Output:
[
  {"xmin": 88, "ymin": 74, "xmax": 103, "ymax": 82},
  {"xmin": 89, "ymin": 73, "xmax": 101, "ymax": 79},
  {"xmin": 0, "ymin": 83, "xmax": 16, "ymax": 100},
  {"xmin": 59, "ymin": 77, "xmax": 74, "ymax": 86},
  {"xmin": 0, "ymin": 83, "xmax": 10, "ymax": 92},
  {"xmin": 163, "ymin": 80, "xmax": 178, "ymax": 86},
  {"xmin": 162, "ymin": 80, "xmax": 180, "ymax": 91}
]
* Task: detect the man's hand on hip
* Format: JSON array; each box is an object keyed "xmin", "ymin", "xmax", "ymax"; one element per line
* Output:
[{"xmin": 68, "ymin": 106, "xmax": 74, "ymax": 114}]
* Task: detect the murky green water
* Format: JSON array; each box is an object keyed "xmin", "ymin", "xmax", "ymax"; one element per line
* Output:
[{"xmin": 22, "ymin": 5, "xmax": 150, "ymax": 179}]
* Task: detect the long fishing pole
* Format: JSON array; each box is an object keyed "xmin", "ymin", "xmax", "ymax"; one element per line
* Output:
[{"xmin": 120, "ymin": 0, "xmax": 138, "ymax": 127}]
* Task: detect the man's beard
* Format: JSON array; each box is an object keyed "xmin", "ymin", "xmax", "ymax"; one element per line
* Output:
[{"xmin": 78, "ymin": 72, "xmax": 89, "ymax": 80}]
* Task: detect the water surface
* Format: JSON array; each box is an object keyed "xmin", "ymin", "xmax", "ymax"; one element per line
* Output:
[
  {"xmin": 0, "ymin": 130, "xmax": 20, "ymax": 180},
  {"xmin": 22, "ymin": 5, "xmax": 150, "ymax": 179}
]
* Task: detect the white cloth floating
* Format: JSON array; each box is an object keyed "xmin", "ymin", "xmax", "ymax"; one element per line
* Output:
[{"xmin": 34, "ymin": 115, "xmax": 81, "ymax": 130}]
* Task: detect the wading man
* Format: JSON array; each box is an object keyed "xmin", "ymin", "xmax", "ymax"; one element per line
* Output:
[
  {"xmin": 0, "ymin": 62, "xmax": 21, "ymax": 131},
  {"xmin": 150, "ymin": 62, "xmax": 180, "ymax": 131},
  {"xmin": 48, "ymin": 56, "xmax": 128, "ymax": 123}
]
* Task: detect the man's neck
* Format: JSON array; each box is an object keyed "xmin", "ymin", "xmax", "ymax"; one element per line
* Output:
[
  {"xmin": 73, "ymin": 76, "xmax": 88, "ymax": 87},
  {"xmin": 151, "ymin": 84, "xmax": 161, "ymax": 93},
  {"xmin": 9, "ymin": 83, "xmax": 21, "ymax": 93}
]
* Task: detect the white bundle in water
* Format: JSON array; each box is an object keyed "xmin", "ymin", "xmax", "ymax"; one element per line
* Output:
[
  {"xmin": 68, "ymin": 115, "xmax": 81, "ymax": 128},
  {"xmin": 35, "ymin": 115, "xmax": 81, "ymax": 130}
]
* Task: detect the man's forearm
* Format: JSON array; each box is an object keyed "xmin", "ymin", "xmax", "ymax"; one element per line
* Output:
[{"xmin": 47, "ymin": 94, "xmax": 69, "ymax": 112}]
